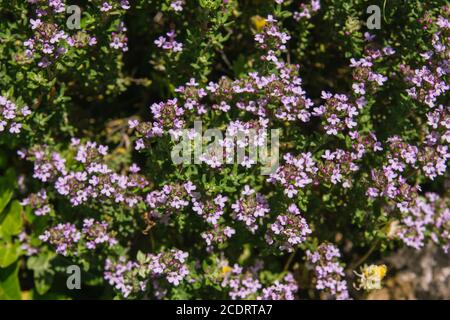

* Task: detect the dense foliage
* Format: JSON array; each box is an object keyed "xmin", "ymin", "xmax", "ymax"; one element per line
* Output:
[{"xmin": 0, "ymin": 0, "xmax": 448, "ymax": 300}]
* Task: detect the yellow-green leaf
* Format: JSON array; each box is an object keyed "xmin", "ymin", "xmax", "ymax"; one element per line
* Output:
[
  {"xmin": 0, "ymin": 201, "xmax": 23, "ymax": 238},
  {"xmin": 0, "ymin": 241, "xmax": 20, "ymax": 268},
  {"xmin": 0, "ymin": 261, "xmax": 21, "ymax": 300}
]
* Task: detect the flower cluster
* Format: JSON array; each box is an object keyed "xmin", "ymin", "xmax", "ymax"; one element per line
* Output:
[
  {"xmin": 255, "ymin": 15, "xmax": 291, "ymax": 55},
  {"xmin": 18, "ymin": 231, "xmax": 39, "ymax": 256},
  {"xmin": 349, "ymin": 46, "xmax": 392, "ymax": 97},
  {"xmin": 403, "ymin": 13, "xmax": 449, "ymax": 108},
  {"xmin": 104, "ymin": 249, "xmax": 189, "ymax": 298},
  {"xmin": 133, "ymin": 97, "xmax": 194, "ymax": 140},
  {"xmin": 24, "ymin": 2, "xmax": 97, "ymax": 67},
  {"xmin": 427, "ymin": 105, "xmax": 450, "ymax": 144},
  {"xmin": 367, "ymin": 134, "xmax": 449, "ymax": 212},
  {"xmin": 316, "ymin": 134, "xmax": 383, "ymax": 188},
  {"xmin": 193, "ymin": 195, "xmax": 227, "ymax": 224},
  {"xmin": 21, "ymin": 147, "xmax": 67, "ymax": 183},
  {"xmin": 0, "ymin": 96, "xmax": 31, "ymax": 135},
  {"xmin": 146, "ymin": 249, "xmax": 190, "ymax": 286},
  {"xmin": 104, "ymin": 257, "xmax": 140, "ymax": 298},
  {"xmin": 363, "ymin": 18, "xmax": 449, "ymax": 225},
  {"xmin": 220, "ymin": 262, "xmax": 298, "ymax": 300},
  {"xmin": 146, "ymin": 182, "xmax": 196, "ymax": 223},
  {"xmin": 170, "ymin": 0, "xmax": 185, "ymax": 12},
  {"xmin": 265, "ymin": 203, "xmax": 311, "ymax": 252},
  {"xmin": 82, "ymin": 219, "xmax": 117, "ymax": 250},
  {"xmin": 389, "ymin": 193, "xmax": 450, "ymax": 252},
  {"xmin": 313, "ymin": 92, "xmax": 364, "ymax": 136},
  {"xmin": 201, "ymin": 225, "xmax": 236, "ymax": 251},
  {"xmin": 312, "ymin": 46, "xmax": 393, "ymax": 138},
  {"xmin": 21, "ymin": 142, "xmax": 149, "ymax": 208},
  {"xmin": 99, "ymin": 1, "xmax": 130, "ymax": 12},
  {"xmin": 306, "ymin": 243, "xmax": 350, "ymax": 300},
  {"xmin": 39, "ymin": 222, "xmax": 81, "ymax": 256},
  {"xmin": 39, "ymin": 219, "xmax": 117, "ymax": 256},
  {"xmin": 193, "ymin": 195, "xmax": 237, "ymax": 250},
  {"xmin": 196, "ymin": 119, "xmax": 271, "ymax": 169},
  {"xmin": 231, "ymin": 185, "xmax": 270, "ymax": 233},
  {"xmin": 431, "ymin": 196, "xmax": 450, "ymax": 253},
  {"xmin": 293, "ymin": 0, "xmax": 321, "ymax": 21},
  {"xmin": 268, "ymin": 153, "xmax": 317, "ymax": 198},
  {"xmin": 154, "ymin": 30, "xmax": 183, "ymax": 53},
  {"xmin": 258, "ymin": 273, "xmax": 298, "ymax": 300},
  {"xmin": 132, "ymin": 16, "xmax": 314, "ymax": 150},
  {"xmin": 20, "ymin": 189, "xmax": 52, "ymax": 216},
  {"xmin": 145, "ymin": 183, "xmax": 241, "ymax": 251},
  {"xmin": 110, "ymin": 22, "xmax": 129, "ymax": 52},
  {"xmin": 222, "ymin": 264, "xmax": 263, "ymax": 299}
]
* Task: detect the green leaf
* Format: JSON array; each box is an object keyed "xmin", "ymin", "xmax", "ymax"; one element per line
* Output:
[
  {"xmin": 27, "ymin": 251, "xmax": 55, "ymax": 271},
  {"xmin": 33, "ymin": 270, "xmax": 54, "ymax": 296},
  {"xmin": 27, "ymin": 251, "xmax": 56, "ymax": 295},
  {"xmin": 136, "ymin": 250, "xmax": 146, "ymax": 264},
  {"xmin": 0, "ymin": 261, "xmax": 21, "ymax": 300},
  {"xmin": 0, "ymin": 169, "xmax": 15, "ymax": 214},
  {"xmin": 0, "ymin": 241, "xmax": 20, "ymax": 268},
  {"xmin": 0, "ymin": 201, "xmax": 23, "ymax": 238}
]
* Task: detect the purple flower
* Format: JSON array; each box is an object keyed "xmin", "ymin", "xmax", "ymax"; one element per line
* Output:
[
  {"xmin": 0, "ymin": 96, "xmax": 31, "ymax": 135},
  {"xmin": 21, "ymin": 189, "xmax": 52, "ymax": 216},
  {"xmin": 82, "ymin": 219, "xmax": 117, "ymax": 249},
  {"xmin": 155, "ymin": 30, "xmax": 183, "ymax": 53},
  {"xmin": 39, "ymin": 223, "xmax": 81, "ymax": 256},
  {"xmin": 265, "ymin": 204, "xmax": 311, "ymax": 252},
  {"xmin": 306, "ymin": 243, "xmax": 350, "ymax": 300},
  {"xmin": 268, "ymin": 153, "xmax": 317, "ymax": 198},
  {"xmin": 231, "ymin": 185, "xmax": 270, "ymax": 233}
]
